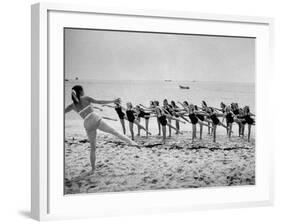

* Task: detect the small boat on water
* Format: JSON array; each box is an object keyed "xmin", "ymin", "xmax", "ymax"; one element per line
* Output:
[{"xmin": 179, "ymin": 85, "xmax": 190, "ymax": 89}]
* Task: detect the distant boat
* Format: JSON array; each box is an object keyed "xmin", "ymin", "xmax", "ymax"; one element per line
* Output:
[
  {"xmin": 179, "ymin": 85, "xmax": 190, "ymax": 89},
  {"xmin": 165, "ymin": 80, "xmax": 172, "ymax": 82}
]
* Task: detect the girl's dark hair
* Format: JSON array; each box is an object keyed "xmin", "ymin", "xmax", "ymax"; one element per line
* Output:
[
  {"xmin": 194, "ymin": 105, "xmax": 198, "ymax": 110},
  {"xmin": 202, "ymin": 100, "xmax": 207, "ymax": 107},
  {"xmin": 183, "ymin": 101, "xmax": 189, "ymax": 106},
  {"xmin": 220, "ymin": 102, "xmax": 226, "ymax": 108},
  {"xmin": 171, "ymin": 100, "xmax": 176, "ymax": 107},
  {"xmin": 71, "ymin": 85, "xmax": 83, "ymax": 104}
]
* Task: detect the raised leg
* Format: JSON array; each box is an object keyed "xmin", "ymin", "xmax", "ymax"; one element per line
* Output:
[
  {"xmin": 134, "ymin": 120, "xmax": 151, "ymax": 135},
  {"xmin": 167, "ymin": 122, "xmax": 181, "ymax": 133},
  {"xmin": 120, "ymin": 119, "xmax": 126, "ymax": 134},
  {"xmin": 98, "ymin": 120, "xmax": 137, "ymax": 146}
]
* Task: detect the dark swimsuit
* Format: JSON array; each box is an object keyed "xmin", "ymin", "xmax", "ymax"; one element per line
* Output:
[
  {"xmin": 173, "ymin": 106, "xmax": 180, "ymax": 118},
  {"xmin": 158, "ymin": 115, "xmax": 167, "ymax": 126},
  {"xmin": 243, "ymin": 114, "xmax": 254, "ymax": 125},
  {"xmin": 126, "ymin": 110, "xmax": 136, "ymax": 122},
  {"xmin": 196, "ymin": 114, "xmax": 205, "ymax": 121},
  {"xmin": 189, "ymin": 113, "xmax": 198, "ymax": 125},
  {"xmin": 138, "ymin": 110, "xmax": 150, "ymax": 120},
  {"xmin": 226, "ymin": 113, "xmax": 234, "ymax": 124},
  {"xmin": 115, "ymin": 106, "xmax": 125, "ymax": 119},
  {"xmin": 210, "ymin": 114, "xmax": 220, "ymax": 125},
  {"xmin": 233, "ymin": 109, "xmax": 239, "ymax": 115}
]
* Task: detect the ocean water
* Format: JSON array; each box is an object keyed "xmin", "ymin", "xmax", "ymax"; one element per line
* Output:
[{"xmin": 65, "ymin": 80, "xmax": 255, "ymax": 137}]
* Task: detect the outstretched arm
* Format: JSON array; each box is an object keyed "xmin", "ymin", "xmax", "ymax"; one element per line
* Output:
[
  {"xmin": 102, "ymin": 105, "xmax": 115, "ymax": 108},
  {"xmin": 212, "ymin": 107, "xmax": 223, "ymax": 112},
  {"xmin": 215, "ymin": 112, "xmax": 224, "ymax": 117},
  {"xmin": 87, "ymin": 96, "xmax": 120, "ymax": 105},
  {"xmin": 177, "ymin": 101, "xmax": 185, "ymax": 108},
  {"xmin": 65, "ymin": 104, "xmax": 73, "ymax": 113},
  {"xmin": 139, "ymin": 104, "xmax": 149, "ymax": 109}
]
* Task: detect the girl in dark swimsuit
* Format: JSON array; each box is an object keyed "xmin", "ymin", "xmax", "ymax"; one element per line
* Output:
[
  {"xmin": 236, "ymin": 106, "xmax": 255, "ymax": 142},
  {"xmin": 155, "ymin": 107, "xmax": 184, "ymax": 144},
  {"xmin": 188, "ymin": 104, "xmax": 213, "ymax": 142},
  {"xmin": 135, "ymin": 105, "xmax": 152, "ymax": 138},
  {"xmin": 103, "ymin": 102, "xmax": 127, "ymax": 134},
  {"xmin": 126, "ymin": 102, "xmax": 151, "ymax": 140},
  {"xmin": 243, "ymin": 106, "xmax": 255, "ymax": 142},
  {"xmin": 224, "ymin": 106, "xmax": 235, "ymax": 138},
  {"xmin": 194, "ymin": 105, "xmax": 213, "ymax": 140},
  {"xmin": 231, "ymin": 102, "xmax": 243, "ymax": 137},
  {"xmin": 176, "ymin": 101, "xmax": 192, "ymax": 124},
  {"xmin": 140, "ymin": 101, "xmax": 161, "ymax": 136},
  {"xmin": 207, "ymin": 107, "xmax": 228, "ymax": 142},
  {"xmin": 163, "ymin": 99, "xmax": 173, "ymax": 137},
  {"xmin": 188, "ymin": 105, "xmax": 199, "ymax": 142}
]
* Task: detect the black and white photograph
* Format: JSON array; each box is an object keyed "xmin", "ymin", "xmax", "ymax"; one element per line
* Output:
[{"xmin": 64, "ymin": 28, "xmax": 255, "ymax": 194}]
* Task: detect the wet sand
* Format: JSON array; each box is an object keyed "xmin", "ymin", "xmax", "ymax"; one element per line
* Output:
[{"xmin": 64, "ymin": 131, "xmax": 255, "ymax": 194}]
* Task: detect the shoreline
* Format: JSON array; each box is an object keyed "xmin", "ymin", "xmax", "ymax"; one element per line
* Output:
[{"xmin": 64, "ymin": 131, "xmax": 255, "ymax": 194}]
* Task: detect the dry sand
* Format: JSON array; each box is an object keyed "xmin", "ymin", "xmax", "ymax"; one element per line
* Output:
[{"xmin": 64, "ymin": 132, "xmax": 255, "ymax": 194}]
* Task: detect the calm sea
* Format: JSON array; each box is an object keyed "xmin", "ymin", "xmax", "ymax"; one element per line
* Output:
[{"xmin": 65, "ymin": 80, "xmax": 255, "ymax": 137}]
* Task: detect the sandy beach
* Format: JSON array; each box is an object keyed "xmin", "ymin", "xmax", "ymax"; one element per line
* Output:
[{"xmin": 64, "ymin": 131, "xmax": 255, "ymax": 194}]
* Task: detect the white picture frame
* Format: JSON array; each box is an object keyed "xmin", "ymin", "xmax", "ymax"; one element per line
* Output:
[{"xmin": 31, "ymin": 2, "xmax": 274, "ymax": 221}]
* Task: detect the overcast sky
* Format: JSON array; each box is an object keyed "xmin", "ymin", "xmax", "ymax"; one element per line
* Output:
[{"xmin": 64, "ymin": 28, "xmax": 255, "ymax": 83}]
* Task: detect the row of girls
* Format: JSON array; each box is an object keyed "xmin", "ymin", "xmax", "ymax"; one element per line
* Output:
[{"xmin": 103, "ymin": 100, "xmax": 255, "ymax": 143}]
